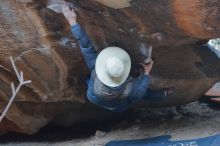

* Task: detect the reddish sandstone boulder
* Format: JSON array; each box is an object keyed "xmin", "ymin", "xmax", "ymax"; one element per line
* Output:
[{"xmin": 0, "ymin": 0, "xmax": 220, "ymax": 134}]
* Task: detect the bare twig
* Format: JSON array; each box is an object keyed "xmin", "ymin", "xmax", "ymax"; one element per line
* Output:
[{"xmin": 0, "ymin": 57, "xmax": 32, "ymax": 123}]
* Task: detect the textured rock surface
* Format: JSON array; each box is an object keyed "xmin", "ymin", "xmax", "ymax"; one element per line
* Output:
[{"xmin": 0, "ymin": 0, "xmax": 220, "ymax": 134}]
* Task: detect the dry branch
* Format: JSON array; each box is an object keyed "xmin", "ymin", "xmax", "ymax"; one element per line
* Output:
[{"xmin": 0, "ymin": 57, "xmax": 32, "ymax": 123}]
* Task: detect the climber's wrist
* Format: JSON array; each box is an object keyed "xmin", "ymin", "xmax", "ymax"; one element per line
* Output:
[{"xmin": 68, "ymin": 18, "xmax": 77, "ymax": 26}]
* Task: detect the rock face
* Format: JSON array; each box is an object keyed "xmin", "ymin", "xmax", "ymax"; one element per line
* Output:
[{"xmin": 0, "ymin": 0, "xmax": 220, "ymax": 134}]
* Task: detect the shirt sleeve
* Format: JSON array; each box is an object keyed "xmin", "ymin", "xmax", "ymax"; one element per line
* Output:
[
  {"xmin": 128, "ymin": 75, "xmax": 150, "ymax": 103},
  {"xmin": 71, "ymin": 23, "xmax": 98, "ymax": 70}
]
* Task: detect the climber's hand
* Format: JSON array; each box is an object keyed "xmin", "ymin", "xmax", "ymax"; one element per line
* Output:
[
  {"xmin": 140, "ymin": 61, "xmax": 153, "ymax": 76},
  {"xmin": 62, "ymin": 5, "xmax": 77, "ymax": 26}
]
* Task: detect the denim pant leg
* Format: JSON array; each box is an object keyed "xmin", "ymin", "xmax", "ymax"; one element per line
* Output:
[{"xmin": 143, "ymin": 89, "xmax": 166, "ymax": 101}]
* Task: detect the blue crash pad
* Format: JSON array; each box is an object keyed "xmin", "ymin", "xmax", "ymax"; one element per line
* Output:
[{"xmin": 106, "ymin": 133, "xmax": 220, "ymax": 146}]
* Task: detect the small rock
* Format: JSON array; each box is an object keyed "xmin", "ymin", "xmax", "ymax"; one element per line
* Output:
[
  {"xmin": 173, "ymin": 114, "xmax": 183, "ymax": 120},
  {"xmin": 95, "ymin": 130, "xmax": 107, "ymax": 138}
]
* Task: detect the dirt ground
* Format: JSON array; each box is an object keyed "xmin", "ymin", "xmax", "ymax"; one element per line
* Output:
[{"xmin": 1, "ymin": 101, "xmax": 220, "ymax": 146}]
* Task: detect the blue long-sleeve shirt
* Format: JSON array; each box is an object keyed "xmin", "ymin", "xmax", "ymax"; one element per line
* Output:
[{"xmin": 71, "ymin": 24, "xmax": 151, "ymax": 112}]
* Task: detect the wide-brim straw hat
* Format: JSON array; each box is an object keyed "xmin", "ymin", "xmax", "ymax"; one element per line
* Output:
[{"xmin": 95, "ymin": 47, "xmax": 131, "ymax": 87}]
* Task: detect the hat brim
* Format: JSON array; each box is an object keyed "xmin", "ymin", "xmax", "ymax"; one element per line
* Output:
[{"xmin": 95, "ymin": 47, "xmax": 131, "ymax": 87}]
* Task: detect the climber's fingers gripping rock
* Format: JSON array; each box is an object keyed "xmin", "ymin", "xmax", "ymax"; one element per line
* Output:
[
  {"xmin": 139, "ymin": 61, "xmax": 154, "ymax": 76},
  {"xmin": 62, "ymin": 4, "xmax": 77, "ymax": 26}
]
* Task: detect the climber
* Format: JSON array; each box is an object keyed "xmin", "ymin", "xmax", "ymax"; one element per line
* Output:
[{"xmin": 62, "ymin": 5, "xmax": 174, "ymax": 112}]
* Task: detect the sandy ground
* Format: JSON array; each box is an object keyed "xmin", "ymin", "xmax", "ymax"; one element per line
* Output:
[{"xmin": 1, "ymin": 101, "xmax": 220, "ymax": 146}]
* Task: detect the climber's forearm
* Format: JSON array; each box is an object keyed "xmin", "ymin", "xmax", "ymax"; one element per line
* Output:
[
  {"xmin": 62, "ymin": 5, "xmax": 97, "ymax": 70},
  {"xmin": 71, "ymin": 24, "xmax": 97, "ymax": 52},
  {"xmin": 71, "ymin": 24, "xmax": 88, "ymax": 45},
  {"xmin": 71, "ymin": 24, "xmax": 97, "ymax": 70},
  {"xmin": 130, "ymin": 75, "xmax": 150, "ymax": 98}
]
